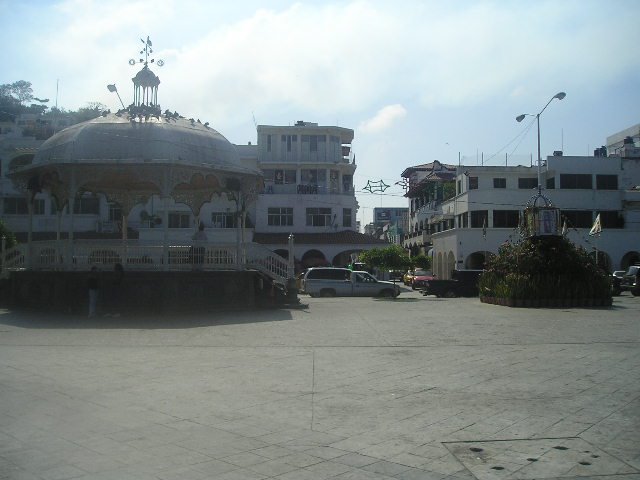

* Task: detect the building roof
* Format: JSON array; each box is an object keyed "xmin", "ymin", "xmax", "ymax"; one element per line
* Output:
[
  {"xmin": 401, "ymin": 160, "xmax": 456, "ymax": 178},
  {"xmin": 253, "ymin": 230, "xmax": 389, "ymax": 246}
]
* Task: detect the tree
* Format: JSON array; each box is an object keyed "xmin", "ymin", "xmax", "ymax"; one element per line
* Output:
[
  {"xmin": 359, "ymin": 245, "xmax": 411, "ymax": 282},
  {"xmin": 1, "ymin": 80, "xmax": 34, "ymax": 105},
  {"xmin": 0, "ymin": 220, "xmax": 17, "ymax": 249},
  {"xmin": 410, "ymin": 254, "xmax": 431, "ymax": 270}
]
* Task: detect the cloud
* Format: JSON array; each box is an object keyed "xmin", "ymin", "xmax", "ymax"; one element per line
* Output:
[
  {"xmin": 358, "ymin": 104, "xmax": 407, "ymax": 134},
  {"xmin": 12, "ymin": 0, "xmax": 640, "ymax": 126}
]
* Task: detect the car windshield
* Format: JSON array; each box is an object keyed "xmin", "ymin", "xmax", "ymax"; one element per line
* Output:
[{"xmin": 627, "ymin": 266, "xmax": 639, "ymax": 275}]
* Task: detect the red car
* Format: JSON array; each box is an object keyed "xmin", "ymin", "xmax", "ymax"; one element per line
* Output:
[{"xmin": 411, "ymin": 270, "xmax": 436, "ymax": 290}]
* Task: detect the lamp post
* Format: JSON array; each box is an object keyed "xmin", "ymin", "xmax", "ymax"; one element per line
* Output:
[
  {"xmin": 516, "ymin": 92, "xmax": 566, "ymax": 198},
  {"xmin": 107, "ymin": 84, "xmax": 126, "ymax": 109}
]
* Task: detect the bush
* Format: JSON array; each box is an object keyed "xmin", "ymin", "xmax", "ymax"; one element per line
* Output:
[{"xmin": 479, "ymin": 235, "xmax": 611, "ymax": 301}]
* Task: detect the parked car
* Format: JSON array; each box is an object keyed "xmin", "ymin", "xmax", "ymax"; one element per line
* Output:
[
  {"xmin": 420, "ymin": 269, "xmax": 483, "ymax": 298},
  {"xmin": 620, "ymin": 265, "xmax": 640, "ymax": 296},
  {"xmin": 403, "ymin": 270, "xmax": 415, "ymax": 286},
  {"xmin": 611, "ymin": 270, "xmax": 625, "ymax": 296},
  {"xmin": 411, "ymin": 270, "xmax": 436, "ymax": 290},
  {"xmin": 300, "ymin": 267, "xmax": 400, "ymax": 298}
]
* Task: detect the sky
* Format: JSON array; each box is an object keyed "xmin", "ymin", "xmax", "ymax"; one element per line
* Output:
[{"xmin": 2, "ymin": 0, "xmax": 639, "ymax": 228}]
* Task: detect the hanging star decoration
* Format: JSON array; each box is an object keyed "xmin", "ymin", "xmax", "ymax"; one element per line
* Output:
[{"xmin": 363, "ymin": 179, "xmax": 390, "ymax": 193}]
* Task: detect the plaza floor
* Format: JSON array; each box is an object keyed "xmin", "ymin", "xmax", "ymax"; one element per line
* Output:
[{"xmin": 1, "ymin": 290, "xmax": 639, "ymax": 480}]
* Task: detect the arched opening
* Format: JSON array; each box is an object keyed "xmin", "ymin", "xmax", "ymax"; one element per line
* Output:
[
  {"xmin": 621, "ymin": 251, "xmax": 640, "ymax": 271},
  {"xmin": 466, "ymin": 251, "xmax": 487, "ymax": 270},
  {"xmin": 447, "ymin": 251, "xmax": 456, "ymax": 278},
  {"xmin": 436, "ymin": 252, "xmax": 443, "ymax": 278},
  {"xmin": 274, "ymin": 249, "xmax": 288, "ymax": 259},
  {"xmin": 332, "ymin": 249, "xmax": 361, "ymax": 268},
  {"xmin": 300, "ymin": 249, "xmax": 328, "ymax": 269}
]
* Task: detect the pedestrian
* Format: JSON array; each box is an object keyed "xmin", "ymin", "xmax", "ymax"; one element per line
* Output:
[{"xmin": 87, "ymin": 266, "xmax": 99, "ymax": 317}]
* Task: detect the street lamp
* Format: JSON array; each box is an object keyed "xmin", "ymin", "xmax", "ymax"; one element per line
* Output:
[
  {"xmin": 516, "ymin": 92, "xmax": 566, "ymax": 199},
  {"xmin": 107, "ymin": 84, "xmax": 126, "ymax": 109}
]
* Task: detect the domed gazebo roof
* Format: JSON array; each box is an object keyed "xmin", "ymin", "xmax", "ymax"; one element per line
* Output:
[{"xmin": 33, "ymin": 112, "xmax": 245, "ymax": 172}]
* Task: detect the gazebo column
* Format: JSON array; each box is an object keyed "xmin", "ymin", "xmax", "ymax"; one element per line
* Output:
[
  {"xmin": 26, "ymin": 195, "xmax": 33, "ymax": 269},
  {"xmin": 67, "ymin": 174, "xmax": 77, "ymax": 271},
  {"xmin": 162, "ymin": 171, "xmax": 170, "ymax": 267}
]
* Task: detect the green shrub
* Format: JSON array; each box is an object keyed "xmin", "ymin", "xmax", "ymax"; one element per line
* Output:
[{"xmin": 478, "ymin": 235, "xmax": 610, "ymax": 300}]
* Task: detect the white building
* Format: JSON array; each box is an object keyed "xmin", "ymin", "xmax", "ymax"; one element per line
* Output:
[
  {"xmin": 251, "ymin": 121, "xmax": 388, "ymax": 268},
  {"xmin": 420, "ymin": 126, "xmax": 640, "ymax": 278}
]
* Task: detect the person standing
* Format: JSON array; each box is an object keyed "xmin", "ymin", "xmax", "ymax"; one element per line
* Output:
[{"xmin": 87, "ymin": 266, "xmax": 99, "ymax": 317}]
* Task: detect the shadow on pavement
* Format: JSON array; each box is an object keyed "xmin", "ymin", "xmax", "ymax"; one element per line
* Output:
[{"xmin": 0, "ymin": 305, "xmax": 300, "ymax": 329}]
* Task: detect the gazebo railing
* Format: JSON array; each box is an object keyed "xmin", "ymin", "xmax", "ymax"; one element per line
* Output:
[{"xmin": 1, "ymin": 240, "xmax": 289, "ymax": 287}]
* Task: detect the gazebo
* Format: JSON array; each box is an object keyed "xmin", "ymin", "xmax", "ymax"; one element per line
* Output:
[{"xmin": 1, "ymin": 38, "xmax": 295, "ymax": 312}]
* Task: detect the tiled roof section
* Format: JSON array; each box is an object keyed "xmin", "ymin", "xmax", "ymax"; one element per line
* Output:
[
  {"xmin": 401, "ymin": 160, "xmax": 456, "ymax": 177},
  {"xmin": 425, "ymin": 171, "xmax": 456, "ymax": 181},
  {"xmin": 253, "ymin": 230, "xmax": 389, "ymax": 245}
]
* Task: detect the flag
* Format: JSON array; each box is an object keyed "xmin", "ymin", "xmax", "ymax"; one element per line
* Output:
[
  {"xmin": 589, "ymin": 214, "xmax": 602, "ymax": 236},
  {"xmin": 482, "ymin": 216, "xmax": 487, "ymax": 239}
]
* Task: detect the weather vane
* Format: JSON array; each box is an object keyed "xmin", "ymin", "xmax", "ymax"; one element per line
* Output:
[
  {"xmin": 363, "ymin": 179, "xmax": 390, "ymax": 193},
  {"xmin": 129, "ymin": 36, "xmax": 164, "ymax": 67}
]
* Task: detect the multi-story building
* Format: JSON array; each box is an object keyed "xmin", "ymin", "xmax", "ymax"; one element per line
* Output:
[
  {"xmin": 251, "ymin": 121, "xmax": 387, "ymax": 268},
  {"xmin": 418, "ymin": 125, "xmax": 640, "ymax": 278},
  {"xmin": 400, "ymin": 160, "xmax": 457, "ymax": 255}
]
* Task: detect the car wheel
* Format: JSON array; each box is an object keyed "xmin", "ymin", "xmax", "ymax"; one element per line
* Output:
[
  {"xmin": 444, "ymin": 289, "xmax": 456, "ymax": 298},
  {"xmin": 381, "ymin": 289, "xmax": 395, "ymax": 298},
  {"xmin": 320, "ymin": 289, "xmax": 335, "ymax": 298},
  {"xmin": 632, "ymin": 289, "xmax": 640, "ymax": 297}
]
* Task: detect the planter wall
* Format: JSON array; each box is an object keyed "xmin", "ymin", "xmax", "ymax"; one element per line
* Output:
[{"xmin": 480, "ymin": 296, "xmax": 613, "ymax": 308}]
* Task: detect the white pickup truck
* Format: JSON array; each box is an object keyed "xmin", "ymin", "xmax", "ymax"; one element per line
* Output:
[{"xmin": 300, "ymin": 267, "xmax": 401, "ymax": 298}]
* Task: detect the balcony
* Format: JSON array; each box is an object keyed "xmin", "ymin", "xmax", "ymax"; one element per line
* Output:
[{"xmin": 262, "ymin": 183, "xmax": 354, "ymax": 195}]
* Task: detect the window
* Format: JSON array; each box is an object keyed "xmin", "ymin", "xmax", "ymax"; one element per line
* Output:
[
  {"xmin": 73, "ymin": 195, "xmax": 99, "ymax": 214},
  {"xmin": 33, "ymin": 199, "xmax": 45, "ymax": 215},
  {"xmin": 596, "ymin": 174, "xmax": 618, "ymax": 190},
  {"xmin": 493, "ymin": 210, "xmax": 519, "ymax": 228},
  {"xmin": 301, "ymin": 169, "xmax": 326, "ymax": 185},
  {"xmin": 264, "ymin": 169, "xmax": 296, "ymax": 184},
  {"xmin": 561, "ymin": 210, "xmax": 593, "ymax": 228},
  {"xmin": 493, "ymin": 178, "xmax": 506, "ymax": 188},
  {"xmin": 168, "ymin": 212, "xmax": 191, "ymax": 228},
  {"xmin": 343, "ymin": 208, "xmax": 352, "ymax": 228},
  {"xmin": 306, "ymin": 207, "xmax": 332, "ymax": 227},
  {"xmin": 108, "ymin": 202, "xmax": 122, "ymax": 221},
  {"xmin": 281, "ymin": 134, "xmax": 297, "ymax": 152},
  {"xmin": 211, "ymin": 212, "xmax": 236, "ymax": 228},
  {"xmin": 468, "ymin": 177, "xmax": 478, "ymax": 190},
  {"xmin": 470, "ymin": 210, "xmax": 489, "ymax": 228},
  {"xmin": 3, "ymin": 197, "xmax": 28, "ymax": 215},
  {"xmin": 560, "ymin": 174, "xmax": 592, "ymax": 189},
  {"xmin": 342, "ymin": 174, "xmax": 352, "ymax": 192},
  {"xmin": 267, "ymin": 134, "xmax": 272, "ymax": 152},
  {"xmin": 301, "ymin": 135, "xmax": 319, "ymax": 152},
  {"xmin": 457, "ymin": 180, "xmax": 461, "ymax": 194},
  {"xmin": 598, "ymin": 210, "xmax": 623, "ymax": 228},
  {"xmin": 518, "ymin": 177, "xmax": 538, "ymax": 189},
  {"xmin": 546, "ymin": 177, "xmax": 555, "ymax": 189},
  {"xmin": 267, "ymin": 207, "xmax": 293, "ymax": 226},
  {"xmin": 470, "ymin": 210, "xmax": 488, "ymax": 228}
]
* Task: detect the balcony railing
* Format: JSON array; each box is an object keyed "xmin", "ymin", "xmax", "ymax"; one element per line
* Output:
[{"xmin": 1, "ymin": 240, "xmax": 290, "ymax": 287}]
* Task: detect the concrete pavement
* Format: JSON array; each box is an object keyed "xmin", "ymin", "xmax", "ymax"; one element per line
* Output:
[{"xmin": 1, "ymin": 290, "xmax": 639, "ymax": 479}]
